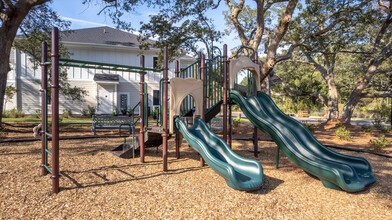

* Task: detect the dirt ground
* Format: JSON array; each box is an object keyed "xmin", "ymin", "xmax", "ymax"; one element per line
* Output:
[{"xmin": 0, "ymin": 122, "xmax": 391, "ymax": 219}]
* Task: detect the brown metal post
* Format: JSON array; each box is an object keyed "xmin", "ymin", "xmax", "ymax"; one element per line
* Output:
[
  {"xmin": 175, "ymin": 60, "xmax": 181, "ymax": 159},
  {"xmin": 40, "ymin": 42, "xmax": 48, "ymax": 176},
  {"xmin": 162, "ymin": 47, "xmax": 169, "ymax": 171},
  {"xmin": 51, "ymin": 27, "xmax": 60, "ymax": 194},
  {"xmin": 140, "ymin": 55, "xmax": 145, "ymax": 163},
  {"xmin": 200, "ymin": 53, "xmax": 206, "ymax": 167},
  {"xmin": 223, "ymin": 44, "xmax": 228, "ymax": 142},
  {"xmin": 253, "ymin": 52, "xmax": 259, "ymax": 157}
]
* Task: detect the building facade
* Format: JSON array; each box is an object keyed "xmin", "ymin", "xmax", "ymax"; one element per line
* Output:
[{"xmin": 5, "ymin": 26, "xmax": 196, "ymax": 115}]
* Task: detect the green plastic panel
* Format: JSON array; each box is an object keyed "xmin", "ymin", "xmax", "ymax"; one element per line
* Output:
[
  {"xmin": 229, "ymin": 89, "xmax": 375, "ymax": 192},
  {"xmin": 175, "ymin": 117, "xmax": 263, "ymax": 191}
]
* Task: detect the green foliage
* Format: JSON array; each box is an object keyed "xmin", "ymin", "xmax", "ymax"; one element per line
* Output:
[
  {"xmin": 233, "ymin": 118, "xmax": 241, "ymax": 128},
  {"xmin": 121, "ymin": 108, "xmax": 128, "ymax": 116},
  {"xmin": 81, "ymin": 108, "xmax": 89, "ymax": 117},
  {"xmin": 28, "ymin": 109, "xmax": 41, "ymax": 119},
  {"xmin": 152, "ymin": 108, "xmax": 159, "ymax": 119},
  {"xmin": 381, "ymin": 127, "xmax": 391, "ymax": 134},
  {"xmin": 112, "ymin": 108, "xmax": 119, "ymax": 116},
  {"xmin": 62, "ymin": 109, "xmax": 72, "ymax": 118},
  {"xmin": 5, "ymin": 85, "xmax": 18, "ymax": 100},
  {"xmin": 0, "ymin": 125, "xmax": 7, "ymax": 137},
  {"xmin": 372, "ymin": 118, "xmax": 383, "ymax": 129},
  {"xmin": 336, "ymin": 125, "xmax": 352, "ymax": 140},
  {"xmin": 127, "ymin": 108, "xmax": 134, "ymax": 117},
  {"xmin": 3, "ymin": 108, "xmax": 25, "ymax": 118},
  {"xmin": 303, "ymin": 122, "xmax": 316, "ymax": 133},
  {"xmin": 361, "ymin": 126, "xmax": 373, "ymax": 136},
  {"xmin": 369, "ymin": 135, "xmax": 391, "ymax": 152},
  {"xmin": 87, "ymin": 106, "xmax": 96, "ymax": 117}
]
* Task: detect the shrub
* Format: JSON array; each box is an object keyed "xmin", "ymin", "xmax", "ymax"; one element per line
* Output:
[
  {"xmin": 87, "ymin": 105, "xmax": 96, "ymax": 117},
  {"xmin": 372, "ymin": 118, "xmax": 383, "ymax": 129},
  {"xmin": 303, "ymin": 122, "xmax": 316, "ymax": 133},
  {"xmin": 152, "ymin": 108, "xmax": 159, "ymax": 119},
  {"xmin": 112, "ymin": 108, "xmax": 119, "ymax": 116},
  {"xmin": 62, "ymin": 109, "xmax": 72, "ymax": 118},
  {"xmin": 0, "ymin": 125, "xmax": 7, "ymax": 137},
  {"xmin": 4, "ymin": 108, "xmax": 25, "ymax": 118},
  {"xmin": 121, "ymin": 108, "xmax": 128, "ymax": 116},
  {"xmin": 370, "ymin": 135, "xmax": 391, "ymax": 152},
  {"xmin": 336, "ymin": 125, "xmax": 352, "ymax": 140},
  {"xmin": 127, "ymin": 108, "xmax": 134, "ymax": 117},
  {"xmin": 232, "ymin": 118, "xmax": 241, "ymax": 128},
  {"xmin": 81, "ymin": 108, "xmax": 89, "ymax": 117},
  {"xmin": 362, "ymin": 126, "xmax": 373, "ymax": 136},
  {"xmin": 381, "ymin": 127, "xmax": 391, "ymax": 134}
]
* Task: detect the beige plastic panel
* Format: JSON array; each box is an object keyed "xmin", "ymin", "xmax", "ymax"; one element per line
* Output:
[
  {"xmin": 169, "ymin": 78, "xmax": 203, "ymax": 133},
  {"xmin": 229, "ymin": 56, "xmax": 261, "ymax": 91}
]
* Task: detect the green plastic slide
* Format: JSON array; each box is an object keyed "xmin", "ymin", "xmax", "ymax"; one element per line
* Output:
[
  {"xmin": 230, "ymin": 89, "xmax": 375, "ymax": 192},
  {"xmin": 175, "ymin": 117, "xmax": 263, "ymax": 191}
]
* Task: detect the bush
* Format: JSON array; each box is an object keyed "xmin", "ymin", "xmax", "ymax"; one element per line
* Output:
[
  {"xmin": 112, "ymin": 108, "xmax": 119, "ymax": 116},
  {"xmin": 370, "ymin": 135, "xmax": 391, "ymax": 152},
  {"xmin": 152, "ymin": 108, "xmax": 159, "ymax": 119},
  {"xmin": 127, "ymin": 108, "xmax": 134, "ymax": 117},
  {"xmin": 3, "ymin": 108, "xmax": 25, "ymax": 118},
  {"xmin": 336, "ymin": 125, "xmax": 352, "ymax": 140},
  {"xmin": 372, "ymin": 118, "xmax": 383, "ymax": 129},
  {"xmin": 0, "ymin": 125, "xmax": 7, "ymax": 137},
  {"xmin": 362, "ymin": 126, "xmax": 373, "ymax": 136},
  {"xmin": 87, "ymin": 105, "xmax": 96, "ymax": 117},
  {"xmin": 62, "ymin": 109, "xmax": 72, "ymax": 118},
  {"xmin": 381, "ymin": 127, "xmax": 391, "ymax": 134},
  {"xmin": 303, "ymin": 122, "xmax": 316, "ymax": 133},
  {"xmin": 81, "ymin": 108, "xmax": 89, "ymax": 116},
  {"xmin": 121, "ymin": 108, "xmax": 128, "ymax": 116},
  {"xmin": 233, "ymin": 118, "xmax": 240, "ymax": 128}
]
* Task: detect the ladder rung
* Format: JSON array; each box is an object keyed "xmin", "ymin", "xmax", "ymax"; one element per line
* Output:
[
  {"xmin": 44, "ymin": 165, "xmax": 53, "ymax": 174},
  {"xmin": 45, "ymin": 149, "xmax": 52, "ymax": 156}
]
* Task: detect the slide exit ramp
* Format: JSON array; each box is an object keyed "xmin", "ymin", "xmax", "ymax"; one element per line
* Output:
[
  {"xmin": 229, "ymin": 89, "xmax": 375, "ymax": 192},
  {"xmin": 175, "ymin": 117, "xmax": 263, "ymax": 191}
]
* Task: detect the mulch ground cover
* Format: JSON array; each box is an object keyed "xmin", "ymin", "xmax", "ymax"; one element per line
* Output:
[{"xmin": 0, "ymin": 121, "xmax": 391, "ymax": 219}]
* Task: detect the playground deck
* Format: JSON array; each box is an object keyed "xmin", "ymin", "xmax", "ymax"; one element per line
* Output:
[{"xmin": 0, "ymin": 123, "xmax": 391, "ymax": 219}]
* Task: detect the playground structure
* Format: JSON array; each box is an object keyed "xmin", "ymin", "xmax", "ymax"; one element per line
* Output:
[{"xmin": 40, "ymin": 27, "xmax": 375, "ymax": 194}]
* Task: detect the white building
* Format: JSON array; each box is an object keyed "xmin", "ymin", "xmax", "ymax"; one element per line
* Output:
[{"xmin": 6, "ymin": 26, "xmax": 196, "ymax": 115}]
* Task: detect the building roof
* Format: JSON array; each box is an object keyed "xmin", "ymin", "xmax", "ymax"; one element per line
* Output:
[{"xmin": 61, "ymin": 26, "xmax": 154, "ymax": 48}]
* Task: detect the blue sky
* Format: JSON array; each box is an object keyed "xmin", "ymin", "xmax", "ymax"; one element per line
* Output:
[{"xmin": 49, "ymin": 0, "xmax": 241, "ymax": 53}]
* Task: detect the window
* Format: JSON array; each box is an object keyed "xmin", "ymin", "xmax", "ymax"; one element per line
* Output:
[
  {"xmin": 153, "ymin": 90, "xmax": 160, "ymax": 105},
  {"xmin": 120, "ymin": 94, "xmax": 128, "ymax": 110},
  {"xmin": 153, "ymin": 57, "xmax": 158, "ymax": 69}
]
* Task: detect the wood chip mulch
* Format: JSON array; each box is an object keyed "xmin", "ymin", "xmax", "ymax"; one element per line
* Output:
[{"xmin": 0, "ymin": 123, "xmax": 391, "ymax": 219}]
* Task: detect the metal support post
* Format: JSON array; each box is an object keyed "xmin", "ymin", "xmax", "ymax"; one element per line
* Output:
[
  {"xmin": 162, "ymin": 47, "xmax": 169, "ymax": 171},
  {"xmin": 50, "ymin": 27, "xmax": 60, "ymax": 194},
  {"xmin": 140, "ymin": 55, "xmax": 145, "ymax": 163}
]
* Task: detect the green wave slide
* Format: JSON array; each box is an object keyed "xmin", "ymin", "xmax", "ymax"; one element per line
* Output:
[
  {"xmin": 230, "ymin": 89, "xmax": 375, "ymax": 192},
  {"xmin": 175, "ymin": 117, "xmax": 263, "ymax": 191}
]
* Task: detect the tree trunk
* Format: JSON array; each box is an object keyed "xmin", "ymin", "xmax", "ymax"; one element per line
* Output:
[
  {"xmin": 326, "ymin": 77, "xmax": 339, "ymax": 121},
  {"xmin": 0, "ymin": 4, "xmax": 34, "ymax": 124},
  {"xmin": 340, "ymin": 65, "xmax": 378, "ymax": 123}
]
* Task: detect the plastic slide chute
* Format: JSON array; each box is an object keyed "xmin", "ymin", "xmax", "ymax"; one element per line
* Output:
[
  {"xmin": 229, "ymin": 89, "xmax": 375, "ymax": 192},
  {"xmin": 175, "ymin": 117, "xmax": 263, "ymax": 191}
]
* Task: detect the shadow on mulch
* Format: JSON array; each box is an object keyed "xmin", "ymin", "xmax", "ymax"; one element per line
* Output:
[{"xmin": 60, "ymin": 160, "xmax": 208, "ymax": 191}]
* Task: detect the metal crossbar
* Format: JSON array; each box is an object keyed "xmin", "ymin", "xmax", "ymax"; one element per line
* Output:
[{"xmin": 44, "ymin": 58, "xmax": 162, "ymax": 73}]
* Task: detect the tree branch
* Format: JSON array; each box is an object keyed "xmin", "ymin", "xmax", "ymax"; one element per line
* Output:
[
  {"xmin": 276, "ymin": 1, "xmax": 369, "ymax": 63},
  {"xmin": 274, "ymin": 81, "xmax": 328, "ymax": 105},
  {"xmin": 361, "ymin": 91, "xmax": 392, "ymax": 98}
]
